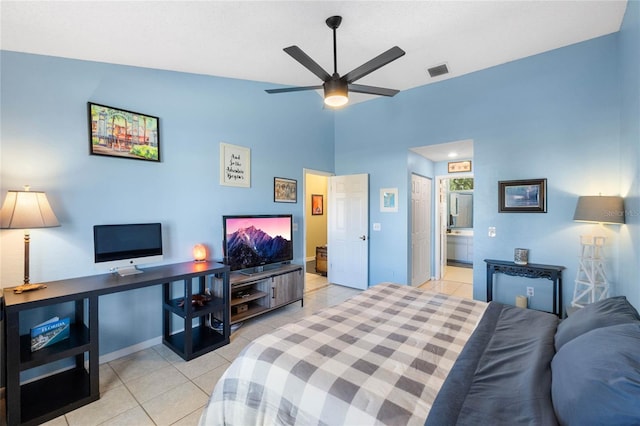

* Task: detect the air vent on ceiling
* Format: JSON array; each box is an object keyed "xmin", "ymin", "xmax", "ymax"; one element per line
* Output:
[{"xmin": 427, "ymin": 64, "xmax": 449, "ymax": 78}]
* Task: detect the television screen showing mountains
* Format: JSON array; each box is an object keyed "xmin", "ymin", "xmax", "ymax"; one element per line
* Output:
[{"xmin": 225, "ymin": 217, "xmax": 292, "ymax": 271}]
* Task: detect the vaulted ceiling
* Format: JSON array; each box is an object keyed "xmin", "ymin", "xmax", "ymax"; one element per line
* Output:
[{"xmin": 1, "ymin": 1, "xmax": 628, "ymax": 107}]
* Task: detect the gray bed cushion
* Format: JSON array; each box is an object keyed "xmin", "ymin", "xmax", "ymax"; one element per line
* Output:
[
  {"xmin": 554, "ymin": 296, "xmax": 640, "ymax": 351},
  {"xmin": 551, "ymin": 322, "xmax": 640, "ymax": 426}
]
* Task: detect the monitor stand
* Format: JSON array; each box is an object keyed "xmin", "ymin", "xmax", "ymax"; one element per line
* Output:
[{"xmin": 116, "ymin": 266, "xmax": 144, "ymax": 277}]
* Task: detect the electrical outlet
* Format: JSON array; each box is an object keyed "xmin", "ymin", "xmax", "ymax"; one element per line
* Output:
[{"xmin": 526, "ymin": 287, "xmax": 534, "ymax": 297}]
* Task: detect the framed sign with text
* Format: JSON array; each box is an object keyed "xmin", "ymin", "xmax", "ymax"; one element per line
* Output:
[{"xmin": 220, "ymin": 143, "xmax": 251, "ymax": 187}]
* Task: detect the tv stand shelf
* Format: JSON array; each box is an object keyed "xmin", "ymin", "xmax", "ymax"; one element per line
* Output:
[
  {"xmin": 231, "ymin": 290, "xmax": 268, "ymax": 305},
  {"xmin": 3, "ymin": 261, "xmax": 230, "ymax": 426},
  {"xmin": 224, "ymin": 263, "xmax": 304, "ymax": 324}
]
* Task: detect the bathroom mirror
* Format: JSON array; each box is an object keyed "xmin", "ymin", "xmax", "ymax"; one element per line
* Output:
[{"xmin": 449, "ymin": 192, "xmax": 473, "ymax": 229}]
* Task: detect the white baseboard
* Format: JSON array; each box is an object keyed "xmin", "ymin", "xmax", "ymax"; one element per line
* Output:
[
  {"xmin": 305, "ymin": 256, "xmax": 315, "ymax": 262},
  {"xmin": 99, "ymin": 336, "xmax": 163, "ymax": 364}
]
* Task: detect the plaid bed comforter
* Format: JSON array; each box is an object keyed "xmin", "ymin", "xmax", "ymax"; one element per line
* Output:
[{"xmin": 200, "ymin": 283, "xmax": 488, "ymax": 426}]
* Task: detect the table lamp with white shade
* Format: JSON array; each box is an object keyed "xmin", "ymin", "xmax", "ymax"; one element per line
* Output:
[{"xmin": 1, "ymin": 185, "xmax": 60, "ymax": 292}]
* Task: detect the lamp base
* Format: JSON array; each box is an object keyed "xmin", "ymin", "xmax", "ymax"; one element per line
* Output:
[
  {"xmin": 571, "ymin": 235, "xmax": 610, "ymax": 307},
  {"xmin": 13, "ymin": 283, "xmax": 47, "ymax": 294}
]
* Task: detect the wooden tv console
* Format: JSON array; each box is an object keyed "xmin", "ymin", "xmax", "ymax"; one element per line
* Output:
[{"xmin": 224, "ymin": 263, "xmax": 304, "ymax": 324}]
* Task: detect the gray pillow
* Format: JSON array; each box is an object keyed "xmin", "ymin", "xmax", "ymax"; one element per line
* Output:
[
  {"xmin": 551, "ymin": 323, "xmax": 640, "ymax": 425},
  {"xmin": 554, "ymin": 296, "xmax": 640, "ymax": 351}
]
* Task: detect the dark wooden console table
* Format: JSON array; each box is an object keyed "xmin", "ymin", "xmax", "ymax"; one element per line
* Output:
[
  {"xmin": 484, "ymin": 259, "xmax": 564, "ymax": 318},
  {"xmin": 3, "ymin": 261, "xmax": 229, "ymax": 426}
]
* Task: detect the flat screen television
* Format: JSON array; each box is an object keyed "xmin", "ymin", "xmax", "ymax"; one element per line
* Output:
[
  {"xmin": 223, "ymin": 215, "xmax": 293, "ymax": 273},
  {"xmin": 93, "ymin": 223, "xmax": 163, "ymax": 276}
]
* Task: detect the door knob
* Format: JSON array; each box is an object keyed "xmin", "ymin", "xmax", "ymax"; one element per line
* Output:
[{"xmin": 360, "ymin": 235, "xmax": 366, "ymax": 241}]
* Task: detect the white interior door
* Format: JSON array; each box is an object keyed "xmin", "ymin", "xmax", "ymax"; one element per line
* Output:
[
  {"xmin": 411, "ymin": 174, "xmax": 432, "ymax": 286},
  {"xmin": 437, "ymin": 177, "xmax": 449, "ymax": 280},
  {"xmin": 328, "ymin": 173, "xmax": 369, "ymax": 289}
]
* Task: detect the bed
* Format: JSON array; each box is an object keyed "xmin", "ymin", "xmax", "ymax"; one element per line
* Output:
[{"xmin": 200, "ymin": 283, "xmax": 640, "ymax": 425}]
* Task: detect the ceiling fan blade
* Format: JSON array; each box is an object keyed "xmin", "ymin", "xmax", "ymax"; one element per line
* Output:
[
  {"xmin": 283, "ymin": 46, "xmax": 331, "ymax": 82},
  {"xmin": 348, "ymin": 84, "xmax": 399, "ymax": 97},
  {"xmin": 265, "ymin": 85, "xmax": 322, "ymax": 94},
  {"xmin": 343, "ymin": 46, "xmax": 406, "ymax": 84}
]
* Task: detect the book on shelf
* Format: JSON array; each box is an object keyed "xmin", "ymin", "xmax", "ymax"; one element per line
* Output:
[{"xmin": 30, "ymin": 316, "xmax": 70, "ymax": 352}]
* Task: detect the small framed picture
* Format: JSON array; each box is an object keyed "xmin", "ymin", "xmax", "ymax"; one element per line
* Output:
[
  {"xmin": 88, "ymin": 102, "xmax": 160, "ymax": 162},
  {"xmin": 448, "ymin": 160, "xmax": 472, "ymax": 173},
  {"xmin": 311, "ymin": 194, "xmax": 323, "ymax": 215},
  {"xmin": 274, "ymin": 177, "xmax": 297, "ymax": 203},
  {"xmin": 498, "ymin": 178, "xmax": 547, "ymax": 213},
  {"xmin": 380, "ymin": 188, "xmax": 398, "ymax": 213}
]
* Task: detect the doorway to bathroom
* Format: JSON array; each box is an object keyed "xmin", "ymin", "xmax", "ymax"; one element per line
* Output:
[{"xmin": 435, "ymin": 175, "xmax": 474, "ymax": 284}]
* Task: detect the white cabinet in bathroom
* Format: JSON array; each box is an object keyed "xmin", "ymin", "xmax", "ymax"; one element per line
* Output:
[{"xmin": 447, "ymin": 234, "xmax": 473, "ymax": 264}]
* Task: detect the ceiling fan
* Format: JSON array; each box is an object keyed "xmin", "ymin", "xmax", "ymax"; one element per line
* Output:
[{"xmin": 266, "ymin": 16, "xmax": 406, "ymax": 108}]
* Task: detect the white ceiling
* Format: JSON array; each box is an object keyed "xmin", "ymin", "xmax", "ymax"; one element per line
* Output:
[
  {"xmin": 411, "ymin": 139, "xmax": 473, "ymax": 162},
  {"xmin": 0, "ymin": 0, "xmax": 628, "ymax": 159}
]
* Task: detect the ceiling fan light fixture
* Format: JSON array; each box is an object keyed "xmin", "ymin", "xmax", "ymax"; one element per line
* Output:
[
  {"xmin": 323, "ymin": 79, "xmax": 348, "ymax": 107},
  {"xmin": 267, "ymin": 16, "xmax": 404, "ymax": 106}
]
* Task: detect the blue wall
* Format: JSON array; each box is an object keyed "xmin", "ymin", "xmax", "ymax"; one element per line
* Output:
[
  {"xmin": 0, "ymin": 51, "xmax": 335, "ymax": 354},
  {"xmin": 335, "ymin": 33, "xmax": 635, "ymax": 310},
  {"xmin": 2, "ymin": 5, "xmax": 639, "ymax": 359}
]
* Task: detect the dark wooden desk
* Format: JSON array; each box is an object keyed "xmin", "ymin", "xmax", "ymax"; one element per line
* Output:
[
  {"xmin": 3, "ymin": 261, "xmax": 229, "ymax": 426},
  {"xmin": 484, "ymin": 259, "xmax": 564, "ymax": 317}
]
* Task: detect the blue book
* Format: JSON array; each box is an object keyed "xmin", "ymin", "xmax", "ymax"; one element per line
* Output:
[{"xmin": 30, "ymin": 316, "xmax": 70, "ymax": 352}]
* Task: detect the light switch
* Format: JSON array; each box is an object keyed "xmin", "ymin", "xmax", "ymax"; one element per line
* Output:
[
  {"xmin": 373, "ymin": 223, "xmax": 381, "ymax": 231},
  {"xmin": 293, "ymin": 222, "xmax": 298, "ymax": 232},
  {"xmin": 488, "ymin": 226, "xmax": 496, "ymax": 237}
]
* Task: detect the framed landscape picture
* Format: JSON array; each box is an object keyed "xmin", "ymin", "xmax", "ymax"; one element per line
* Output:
[
  {"xmin": 499, "ymin": 178, "xmax": 547, "ymax": 213},
  {"xmin": 88, "ymin": 102, "xmax": 160, "ymax": 162}
]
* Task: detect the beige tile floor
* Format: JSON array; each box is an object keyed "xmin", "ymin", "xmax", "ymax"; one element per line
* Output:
[
  {"xmin": 16, "ymin": 267, "xmax": 473, "ymax": 426},
  {"xmin": 420, "ymin": 265, "xmax": 474, "ymax": 299}
]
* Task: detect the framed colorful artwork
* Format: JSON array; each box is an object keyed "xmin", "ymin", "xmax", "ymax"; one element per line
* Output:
[
  {"xmin": 311, "ymin": 194, "xmax": 323, "ymax": 215},
  {"xmin": 380, "ymin": 188, "xmax": 398, "ymax": 212},
  {"xmin": 274, "ymin": 177, "xmax": 297, "ymax": 203},
  {"xmin": 88, "ymin": 102, "xmax": 160, "ymax": 162}
]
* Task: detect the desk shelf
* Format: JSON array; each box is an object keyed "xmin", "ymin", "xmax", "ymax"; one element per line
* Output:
[
  {"xmin": 161, "ymin": 270, "xmax": 230, "ymax": 361},
  {"xmin": 18, "ymin": 323, "xmax": 90, "ymax": 370},
  {"xmin": 163, "ymin": 326, "xmax": 228, "ymax": 359},
  {"xmin": 163, "ymin": 296, "xmax": 226, "ymax": 318},
  {"xmin": 19, "ymin": 368, "xmax": 97, "ymax": 425}
]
